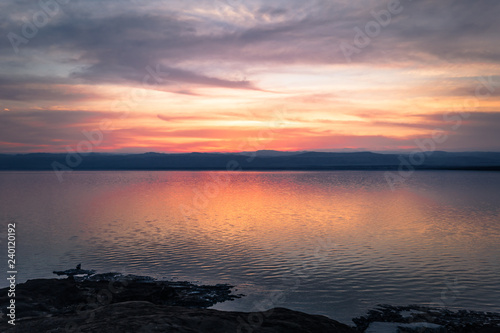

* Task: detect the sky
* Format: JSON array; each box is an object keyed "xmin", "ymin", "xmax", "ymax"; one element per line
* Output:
[{"xmin": 1, "ymin": 0, "xmax": 500, "ymax": 153}]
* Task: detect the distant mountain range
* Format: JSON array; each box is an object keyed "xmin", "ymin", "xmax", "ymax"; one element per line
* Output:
[{"xmin": 1, "ymin": 151, "xmax": 500, "ymax": 171}]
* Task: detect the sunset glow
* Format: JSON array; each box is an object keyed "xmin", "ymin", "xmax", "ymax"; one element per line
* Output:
[{"xmin": 1, "ymin": 0, "xmax": 500, "ymax": 153}]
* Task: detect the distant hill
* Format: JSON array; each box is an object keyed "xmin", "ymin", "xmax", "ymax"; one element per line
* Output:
[
  {"xmin": 235, "ymin": 150, "xmax": 306, "ymax": 157},
  {"xmin": 1, "ymin": 151, "xmax": 500, "ymax": 171}
]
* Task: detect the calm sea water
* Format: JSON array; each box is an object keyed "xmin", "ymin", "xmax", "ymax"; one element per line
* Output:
[{"xmin": 1, "ymin": 171, "xmax": 499, "ymax": 324}]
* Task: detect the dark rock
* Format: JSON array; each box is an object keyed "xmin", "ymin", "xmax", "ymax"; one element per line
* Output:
[
  {"xmin": 53, "ymin": 268, "xmax": 96, "ymax": 277},
  {"xmin": 0, "ymin": 273, "xmax": 351, "ymax": 332},
  {"xmin": 354, "ymin": 304, "xmax": 500, "ymax": 333},
  {"xmin": 0, "ymin": 301, "xmax": 357, "ymax": 333},
  {"xmin": 3, "ymin": 272, "xmax": 500, "ymax": 333}
]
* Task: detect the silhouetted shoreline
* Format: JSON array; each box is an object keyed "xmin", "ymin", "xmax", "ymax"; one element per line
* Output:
[
  {"xmin": 1, "ymin": 272, "xmax": 500, "ymax": 332},
  {"xmin": 2, "ymin": 151, "xmax": 500, "ymax": 172}
]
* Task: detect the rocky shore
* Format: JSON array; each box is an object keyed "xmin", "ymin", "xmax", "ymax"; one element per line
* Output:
[
  {"xmin": 1, "ymin": 271, "xmax": 500, "ymax": 332},
  {"xmin": 353, "ymin": 304, "xmax": 500, "ymax": 333}
]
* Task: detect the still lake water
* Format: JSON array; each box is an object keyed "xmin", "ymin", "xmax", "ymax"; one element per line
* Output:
[{"xmin": 1, "ymin": 171, "xmax": 499, "ymax": 324}]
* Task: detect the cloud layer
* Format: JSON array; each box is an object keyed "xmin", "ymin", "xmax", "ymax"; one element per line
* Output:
[{"xmin": 1, "ymin": 0, "xmax": 499, "ymax": 152}]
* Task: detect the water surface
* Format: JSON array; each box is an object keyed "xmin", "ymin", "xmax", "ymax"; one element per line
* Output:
[{"xmin": 0, "ymin": 171, "xmax": 499, "ymax": 324}]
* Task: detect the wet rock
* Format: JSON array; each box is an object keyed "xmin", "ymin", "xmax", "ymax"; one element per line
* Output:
[
  {"xmin": 397, "ymin": 322, "xmax": 445, "ymax": 333},
  {"xmin": 365, "ymin": 322, "xmax": 445, "ymax": 333},
  {"xmin": 354, "ymin": 304, "xmax": 500, "ymax": 333}
]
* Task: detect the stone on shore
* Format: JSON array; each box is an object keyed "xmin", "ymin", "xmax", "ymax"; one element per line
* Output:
[
  {"xmin": 1, "ymin": 301, "xmax": 356, "ymax": 333},
  {"xmin": 3, "ymin": 271, "xmax": 500, "ymax": 333},
  {"xmin": 0, "ymin": 274, "xmax": 355, "ymax": 333}
]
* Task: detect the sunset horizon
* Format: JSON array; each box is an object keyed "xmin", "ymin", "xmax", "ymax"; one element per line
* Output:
[
  {"xmin": 2, "ymin": 1, "xmax": 500, "ymax": 332},
  {"xmin": 1, "ymin": 1, "xmax": 500, "ymax": 154}
]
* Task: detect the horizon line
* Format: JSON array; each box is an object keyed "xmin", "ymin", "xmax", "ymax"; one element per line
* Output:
[{"xmin": 2, "ymin": 150, "xmax": 500, "ymax": 155}]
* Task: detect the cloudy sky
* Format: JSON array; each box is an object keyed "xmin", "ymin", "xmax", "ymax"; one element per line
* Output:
[{"xmin": 1, "ymin": 0, "xmax": 499, "ymax": 153}]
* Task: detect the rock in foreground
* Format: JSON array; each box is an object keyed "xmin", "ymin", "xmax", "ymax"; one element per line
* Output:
[
  {"xmin": 2, "ymin": 273, "xmax": 500, "ymax": 332},
  {"xmin": 0, "ymin": 274, "xmax": 355, "ymax": 332},
  {"xmin": 2, "ymin": 301, "xmax": 356, "ymax": 333},
  {"xmin": 354, "ymin": 304, "xmax": 500, "ymax": 333}
]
